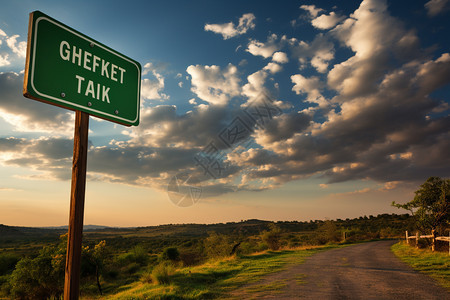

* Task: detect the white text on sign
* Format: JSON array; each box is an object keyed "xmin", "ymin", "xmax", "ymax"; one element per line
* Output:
[{"xmin": 59, "ymin": 40, "xmax": 126, "ymax": 104}]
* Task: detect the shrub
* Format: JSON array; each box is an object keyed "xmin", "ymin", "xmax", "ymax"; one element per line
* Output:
[
  {"xmin": 204, "ymin": 232, "xmax": 234, "ymax": 259},
  {"xmin": 161, "ymin": 247, "xmax": 180, "ymax": 262},
  {"xmin": 126, "ymin": 262, "xmax": 140, "ymax": 274},
  {"xmin": 151, "ymin": 263, "xmax": 175, "ymax": 285},
  {"xmin": 140, "ymin": 270, "xmax": 153, "ymax": 284},
  {"xmin": 179, "ymin": 251, "xmax": 203, "ymax": 266},
  {"xmin": 260, "ymin": 223, "xmax": 282, "ymax": 250},
  {"xmin": 0, "ymin": 253, "xmax": 20, "ymax": 276},
  {"xmin": 132, "ymin": 245, "xmax": 149, "ymax": 266}
]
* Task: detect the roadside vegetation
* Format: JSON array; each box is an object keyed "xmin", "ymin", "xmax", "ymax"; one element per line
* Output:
[
  {"xmin": 391, "ymin": 242, "xmax": 450, "ymax": 290},
  {"xmin": 0, "ymin": 213, "xmax": 413, "ymax": 299}
]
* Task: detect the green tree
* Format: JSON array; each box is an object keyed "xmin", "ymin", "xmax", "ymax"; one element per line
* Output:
[
  {"xmin": 318, "ymin": 220, "xmax": 340, "ymax": 243},
  {"xmin": 204, "ymin": 232, "xmax": 233, "ymax": 258},
  {"xmin": 9, "ymin": 243, "xmax": 65, "ymax": 299},
  {"xmin": 82, "ymin": 240, "xmax": 109, "ymax": 295},
  {"xmin": 260, "ymin": 223, "xmax": 282, "ymax": 250},
  {"xmin": 392, "ymin": 176, "xmax": 450, "ymax": 251}
]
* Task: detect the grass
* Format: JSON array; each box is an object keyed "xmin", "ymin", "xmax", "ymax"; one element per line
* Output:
[
  {"xmin": 105, "ymin": 245, "xmax": 343, "ymax": 299},
  {"xmin": 391, "ymin": 242, "xmax": 450, "ymax": 290}
]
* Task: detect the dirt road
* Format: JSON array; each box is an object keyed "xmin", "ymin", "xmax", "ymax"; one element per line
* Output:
[{"xmin": 233, "ymin": 240, "xmax": 449, "ymax": 299}]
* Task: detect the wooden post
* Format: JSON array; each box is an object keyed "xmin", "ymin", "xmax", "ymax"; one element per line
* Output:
[
  {"xmin": 448, "ymin": 232, "xmax": 450, "ymax": 256},
  {"xmin": 415, "ymin": 231, "xmax": 419, "ymax": 249},
  {"xmin": 405, "ymin": 231, "xmax": 408, "ymax": 245},
  {"xmin": 64, "ymin": 111, "xmax": 89, "ymax": 300}
]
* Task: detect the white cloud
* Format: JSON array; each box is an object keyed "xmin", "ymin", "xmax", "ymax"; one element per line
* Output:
[
  {"xmin": 141, "ymin": 77, "xmax": 167, "ymax": 101},
  {"xmin": 312, "ymin": 12, "xmax": 345, "ymax": 30},
  {"xmin": 0, "ymin": 54, "xmax": 10, "ymax": 67},
  {"xmin": 141, "ymin": 62, "xmax": 168, "ymax": 101},
  {"xmin": 0, "ymin": 72, "xmax": 73, "ymax": 134},
  {"xmin": 204, "ymin": 13, "xmax": 256, "ymax": 40},
  {"xmin": 290, "ymin": 34, "xmax": 335, "ymax": 73},
  {"xmin": 247, "ymin": 34, "xmax": 280, "ymax": 59},
  {"xmin": 291, "ymin": 74, "xmax": 328, "ymax": 107},
  {"xmin": 300, "ymin": 5, "xmax": 324, "ymax": 18},
  {"xmin": 272, "ymin": 51, "xmax": 288, "ymax": 63},
  {"xmin": 263, "ymin": 62, "xmax": 282, "ymax": 74},
  {"xmin": 328, "ymin": 0, "xmax": 420, "ymax": 98},
  {"xmin": 6, "ymin": 35, "xmax": 26, "ymax": 58},
  {"xmin": 242, "ymin": 69, "xmax": 269, "ymax": 99},
  {"xmin": 0, "ymin": 28, "xmax": 6, "ymax": 37},
  {"xmin": 425, "ymin": 0, "xmax": 449, "ymax": 17},
  {"xmin": 186, "ymin": 64, "xmax": 241, "ymax": 105}
]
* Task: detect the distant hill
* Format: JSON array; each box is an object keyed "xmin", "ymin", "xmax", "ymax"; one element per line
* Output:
[
  {"xmin": 0, "ymin": 214, "xmax": 414, "ymax": 248},
  {"xmin": 39, "ymin": 225, "xmax": 112, "ymax": 230}
]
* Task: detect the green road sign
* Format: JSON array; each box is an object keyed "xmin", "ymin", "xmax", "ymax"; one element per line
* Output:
[{"xmin": 24, "ymin": 11, "xmax": 141, "ymax": 126}]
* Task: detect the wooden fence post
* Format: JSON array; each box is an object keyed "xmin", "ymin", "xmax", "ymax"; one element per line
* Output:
[
  {"xmin": 405, "ymin": 231, "xmax": 408, "ymax": 245},
  {"xmin": 416, "ymin": 231, "xmax": 419, "ymax": 249}
]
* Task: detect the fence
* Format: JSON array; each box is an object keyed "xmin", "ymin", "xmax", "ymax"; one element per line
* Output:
[{"xmin": 405, "ymin": 231, "xmax": 450, "ymax": 254}]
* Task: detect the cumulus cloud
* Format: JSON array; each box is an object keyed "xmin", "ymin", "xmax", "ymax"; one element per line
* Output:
[
  {"xmin": 0, "ymin": 72, "xmax": 73, "ymax": 134},
  {"xmin": 242, "ymin": 69, "xmax": 269, "ymax": 99},
  {"xmin": 328, "ymin": 0, "xmax": 420, "ymax": 98},
  {"xmin": 1, "ymin": 0, "xmax": 449, "ymax": 198},
  {"xmin": 291, "ymin": 74, "xmax": 328, "ymax": 107},
  {"xmin": 272, "ymin": 51, "xmax": 288, "ymax": 64},
  {"xmin": 290, "ymin": 34, "xmax": 335, "ymax": 73},
  {"xmin": 205, "ymin": 13, "xmax": 256, "ymax": 39},
  {"xmin": 247, "ymin": 34, "xmax": 280, "ymax": 59},
  {"xmin": 186, "ymin": 64, "xmax": 241, "ymax": 105},
  {"xmin": 300, "ymin": 5, "xmax": 324, "ymax": 18},
  {"xmin": 425, "ymin": 0, "xmax": 449, "ymax": 17},
  {"xmin": 6, "ymin": 35, "xmax": 26, "ymax": 58},
  {"xmin": 263, "ymin": 62, "xmax": 282, "ymax": 74},
  {"xmin": 311, "ymin": 12, "xmax": 345, "ymax": 29},
  {"xmin": 0, "ymin": 54, "xmax": 10, "ymax": 67},
  {"xmin": 141, "ymin": 62, "xmax": 168, "ymax": 101}
]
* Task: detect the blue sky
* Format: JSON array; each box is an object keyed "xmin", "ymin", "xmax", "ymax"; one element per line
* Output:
[{"xmin": 0, "ymin": 0, "xmax": 449, "ymax": 226}]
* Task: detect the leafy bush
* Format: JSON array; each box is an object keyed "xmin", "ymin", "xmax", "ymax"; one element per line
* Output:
[
  {"xmin": 140, "ymin": 270, "xmax": 153, "ymax": 284},
  {"xmin": 126, "ymin": 262, "xmax": 140, "ymax": 274},
  {"xmin": 0, "ymin": 253, "xmax": 20, "ymax": 276},
  {"xmin": 132, "ymin": 245, "xmax": 149, "ymax": 266},
  {"xmin": 204, "ymin": 232, "xmax": 234, "ymax": 259},
  {"xmin": 9, "ymin": 249, "xmax": 65, "ymax": 299},
  {"xmin": 260, "ymin": 223, "xmax": 282, "ymax": 250},
  {"xmin": 151, "ymin": 263, "xmax": 175, "ymax": 285},
  {"xmin": 161, "ymin": 247, "xmax": 180, "ymax": 262}
]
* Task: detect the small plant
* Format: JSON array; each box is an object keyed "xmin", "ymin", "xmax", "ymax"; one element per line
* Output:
[
  {"xmin": 161, "ymin": 247, "xmax": 180, "ymax": 262},
  {"xmin": 140, "ymin": 270, "xmax": 153, "ymax": 284},
  {"xmin": 151, "ymin": 263, "xmax": 175, "ymax": 285}
]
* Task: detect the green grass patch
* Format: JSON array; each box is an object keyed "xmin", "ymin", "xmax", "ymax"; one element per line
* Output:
[
  {"xmin": 391, "ymin": 242, "xmax": 450, "ymax": 290},
  {"xmin": 107, "ymin": 245, "xmax": 343, "ymax": 299},
  {"xmin": 294, "ymin": 274, "xmax": 307, "ymax": 285},
  {"xmin": 243, "ymin": 279, "xmax": 287, "ymax": 295}
]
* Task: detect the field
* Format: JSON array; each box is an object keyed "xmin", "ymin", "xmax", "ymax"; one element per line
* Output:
[{"xmin": 0, "ymin": 214, "xmax": 419, "ymax": 298}]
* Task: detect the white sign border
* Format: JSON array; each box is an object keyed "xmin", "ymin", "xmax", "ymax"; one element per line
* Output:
[{"xmin": 30, "ymin": 15, "xmax": 141, "ymax": 125}]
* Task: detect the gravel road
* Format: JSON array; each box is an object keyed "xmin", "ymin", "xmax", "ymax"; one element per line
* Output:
[{"xmin": 233, "ymin": 240, "xmax": 449, "ymax": 299}]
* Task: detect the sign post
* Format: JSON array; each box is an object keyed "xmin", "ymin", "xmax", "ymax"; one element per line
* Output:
[
  {"xmin": 65, "ymin": 111, "xmax": 89, "ymax": 299},
  {"xmin": 23, "ymin": 11, "xmax": 141, "ymax": 299}
]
